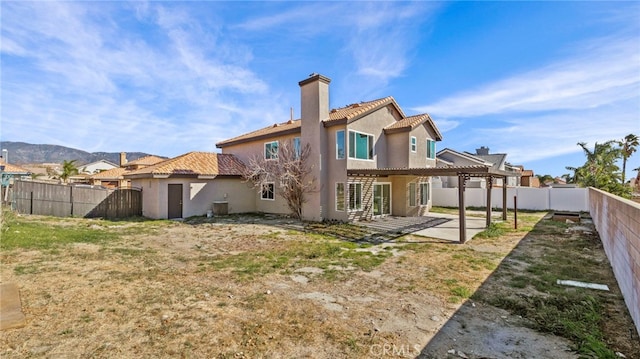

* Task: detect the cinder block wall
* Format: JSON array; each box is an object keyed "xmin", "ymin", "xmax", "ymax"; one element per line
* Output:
[{"xmin": 589, "ymin": 188, "xmax": 640, "ymax": 335}]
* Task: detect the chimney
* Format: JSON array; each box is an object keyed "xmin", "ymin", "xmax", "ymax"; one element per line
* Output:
[
  {"xmin": 299, "ymin": 73, "xmax": 331, "ymax": 125},
  {"xmin": 299, "ymin": 73, "xmax": 331, "ymax": 221},
  {"xmin": 120, "ymin": 152, "xmax": 128, "ymax": 167},
  {"xmin": 476, "ymin": 146, "xmax": 489, "ymax": 155}
]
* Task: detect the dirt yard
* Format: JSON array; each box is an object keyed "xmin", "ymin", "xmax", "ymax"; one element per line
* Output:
[{"xmin": 1, "ymin": 211, "xmax": 638, "ymax": 358}]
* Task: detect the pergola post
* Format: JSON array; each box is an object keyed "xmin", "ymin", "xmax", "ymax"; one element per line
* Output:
[
  {"xmin": 458, "ymin": 174, "xmax": 467, "ymax": 244},
  {"xmin": 502, "ymin": 180, "xmax": 507, "ymax": 220},
  {"xmin": 486, "ymin": 177, "xmax": 492, "ymax": 228}
]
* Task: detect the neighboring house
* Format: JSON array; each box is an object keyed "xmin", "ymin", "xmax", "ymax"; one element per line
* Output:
[
  {"xmin": 0, "ymin": 160, "xmax": 31, "ymax": 202},
  {"xmin": 436, "ymin": 147, "xmax": 523, "ymax": 188},
  {"xmin": 519, "ymin": 170, "xmax": 540, "ymax": 187},
  {"xmin": 216, "ymin": 73, "xmax": 443, "ymax": 222},
  {"xmin": 436, "ymin": 148, "xmax": 492, "ymax": 188},
  {"xmin": 79, "ymin": 160, "xmax": 118, "ymax": 174},
  {"xmin": 123, "ymin": 152, "xmax": 249, "ymax": 219},
  {"xmin": 89, "ymin": 153, "xmax": 166, "ymax": 189}
]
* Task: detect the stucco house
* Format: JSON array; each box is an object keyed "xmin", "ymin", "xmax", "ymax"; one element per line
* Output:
[
  {"xmin": 436, "ymin": 147, "xmax": 522, "ymax": 188},
  {"xmin": 216, "ymin": 73, "xmax": 443, "ymax": 222},
  {"xmin": 79, "ymin": 159, "xmax": 118, "ymax": 174},
  {"xmin": 90, "ymin": 154, "xmax": 166, "ymax": 189},
  {"xmin": 124, "ymin": 152, "xmax": 249, "ymax": 219}
]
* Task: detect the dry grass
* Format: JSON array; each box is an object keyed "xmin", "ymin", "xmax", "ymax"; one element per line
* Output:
[{"xmin": 1, "ymin": 210, "xmax": 634, "ymax": 358}]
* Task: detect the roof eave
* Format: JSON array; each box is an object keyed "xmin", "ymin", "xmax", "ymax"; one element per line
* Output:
[{"xmin": 216, "ymin": 127, "xmax": 301, "ymax": 148}]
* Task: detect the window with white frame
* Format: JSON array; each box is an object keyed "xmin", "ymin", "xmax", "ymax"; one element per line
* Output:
[
  {"xmin": 420, "ymin": 182, "xmax": 430, "ymax": 205},
  {"xmin": 409, "ymin": 182, "xmax": 417, "ymax": 206},
  {"xmin": 293, "ymin": 137, "xmax": 301, "ymax": 159},
  {"xmin": 265, "ymin": 141, "xmax": 279, "ymax": 160},
  {"xmin": 336, "ymin": 183, "xmax": 345, "ymax": 211},
  {"xmin": 348, "ymin": 130, "xmax": 374, "ymax": 160},
  {"xmin": 410, "ymin": 136, "xmax": 417, "ymax": 152},
  {"xmin": 336, "ymin": 130, "xmax": 345, "ymax": 159},
  {"xmin": 348, "ymin": 183, "xmax": 362, "ymax": 210},
  {"xmin": 261, "ymin": 182, "xmax": 275, "ymax": 200},
  {"xmin": 426, "ymin": 139, "xmax": 435, "ymax": 159}
]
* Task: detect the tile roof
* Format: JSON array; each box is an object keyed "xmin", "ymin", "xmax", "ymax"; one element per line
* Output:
[
  {"xmin": 215, "ymin": 95, "xmax": 443, "ymax": 147},
  {"xmin": 90, "ymin": 167, "xmax": 128, "ymax": 180},
  {"xmin": 0, "ymin": 163, "xmax": 31, "ymax": 174},
  {"xmin": 216, "ymin": 120, "xmax": 301, "ymax": 148},
  {"xmin": 125, "ymin": 152, "xmax": 246, "ymax": 178},
  {"xmin": 126, "ymin": 155, "xmax": 166, "ymax": 166},
  {"xmin": 383, "ymin": 113, "xmax": 443, "ymax": 140},
  {"xmin": 326, "ymin": 97, "xmax": 400, "ymax": 123}
]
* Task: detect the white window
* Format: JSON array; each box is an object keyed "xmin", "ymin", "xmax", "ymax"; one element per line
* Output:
[
  {"xmin": 420, "ymin": 182, "xmax": 430, "ymax": 205},
  {"xmin": 336, "ymin": 183, "xmax": 345, "ymax": 211},
  {"xmin": 348, "ymin": 183, "xmax": 362, "ymax": 211},
  {"xmin": 410, "ymin": 136, "xmax": 417, "ymax": 152},
  {"xmin": 409, "ymin": 182, "xmax": 416, "ymax": 206},
  {"xmin": 426, "ymin": 139, "xmax": 435, "ymax": 159},
  {"xmin": 261, "ymin": 183, "xmax": 275, "ymax": 200},
  {"xmin": 336, "ymin": 130, "xmax": 345, "ymax": 159},
  {"xmin": 265, "ymin": 141, "xmax": 279, "ymax": 160},
  {"xmin": 348, "ymin": 130, "xmax": 374, "ymax": 160},
  {"xmin": 293, "ymin": 137, "xmax": 301, "ymax": 159}
]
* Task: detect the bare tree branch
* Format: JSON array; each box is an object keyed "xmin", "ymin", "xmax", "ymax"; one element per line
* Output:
[{"xmin": 242, "ymin": 139, "xmax": 316, "ymax": 220}]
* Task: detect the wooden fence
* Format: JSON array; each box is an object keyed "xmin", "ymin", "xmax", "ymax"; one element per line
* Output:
[{"xmin": 11, "ymin": 180, "xmax": 141, "ymax": 219}]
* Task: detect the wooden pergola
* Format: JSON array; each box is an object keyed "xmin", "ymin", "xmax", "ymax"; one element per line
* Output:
[{"xmin": 346, "ymin": 166, "xmax": 519, "ymax": 243}]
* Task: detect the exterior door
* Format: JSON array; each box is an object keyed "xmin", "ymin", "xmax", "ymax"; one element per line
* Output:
[
  {"xmin": 167, "ymin": 184, "xmax": 183, "ymax": 219},
  {"xmin": 373, "ymin": 183, "xmax": 391, "ymax": 216}
]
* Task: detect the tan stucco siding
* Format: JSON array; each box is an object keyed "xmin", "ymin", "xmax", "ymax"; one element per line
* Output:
[
  {"xmin": 325, "ymin": 126, "xmax": 349, "ymax": 221},
  {"xmin": 346, "ymin": 106, "xmax": 400, "ymax": 170},
  {"xmin": 386, "ymin": 133, "xmax": 409, "ymax": 168},
  {"xmin": 132, "ymin": 177, "xmax": 255, "ymax": 219},
  {"xmin": 255, "ymin": 182, "xmax": 291, "ymax": 215},
  {"xmin": 132, "ymin": 178, "xmax": 162, "ymax": 219},
  {"xmin": 408, "ymin": 124, "xmax": 437, "ymax": 168},
  {"xmin": 220, "ymin": 133, "xmax": 301, "ymax": 164}
]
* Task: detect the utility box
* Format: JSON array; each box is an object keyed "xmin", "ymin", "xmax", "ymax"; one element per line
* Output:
[{"xmin": 213, "ymin": 201, "xmax": 228, "ymax": 215}]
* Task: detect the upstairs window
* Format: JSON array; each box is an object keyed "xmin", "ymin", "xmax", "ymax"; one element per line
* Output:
[
  {"xmin": 265, "ymin": 141, "xmax": 279, "ymax": 160},
  {"xmin": 336, "ymin": 130, "xmax": 345, "ymax": 159},
  {"xmin": 348, "ymin": 130, "xmax": 374, "ymax": 160},
  {"xmin": 410, "ymin": 136, "xmax": 417, "ymax": 152},
  {"xmin": 426, "ymin": 139, "xmax": 436, "ymax": 159}
]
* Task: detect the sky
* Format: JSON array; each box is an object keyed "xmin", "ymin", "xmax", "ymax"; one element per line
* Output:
[{"xmin": 1, "ymin": 1, "xmax": 639, "ymax": 179}]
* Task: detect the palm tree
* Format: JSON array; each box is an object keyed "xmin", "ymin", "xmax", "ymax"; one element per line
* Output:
[
  {"xmin": 571, "ymin": 141, "xmax": 630, "ymax": 197},
  {"xmin": 60, "ymin": 160, "xmax": 79, "ymax": 183},
  {"xmin": 620, "ymin": 134, "xmax": 639, "ymax": 183}
]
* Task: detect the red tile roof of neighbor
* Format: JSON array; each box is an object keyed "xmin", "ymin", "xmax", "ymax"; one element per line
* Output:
[
  {"xmin": 124, "ymin": 152, "xmax": 246, "ymax": 178},
  {"xmin": 216, "ymin": 96, "xmax": 439, "ymax": 147},
  {"xmin": 90, "ymin": 167, "xmax": 128, "ymax": 180},
  {"xmin": 126, "ymin": 155, "xmax": 166, "ymax": 166},
  {"xmin": 1, "ymin": 163, "xmax": 30, "ymax": 174}
]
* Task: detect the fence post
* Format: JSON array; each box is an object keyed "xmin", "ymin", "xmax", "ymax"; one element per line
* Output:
[{"xmin": 514, "ymin": 195, "xmax": 518, "ymax": 230}]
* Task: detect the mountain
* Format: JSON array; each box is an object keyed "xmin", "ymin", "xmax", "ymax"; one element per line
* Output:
[{"xmin": 0, "ymin": 141, "xmax": 162, "ymax": 165}]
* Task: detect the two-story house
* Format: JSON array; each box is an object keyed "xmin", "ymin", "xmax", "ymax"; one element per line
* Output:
[{"xmin": 216, "ymin": 74, "xmax": 443, "ymax": 222}]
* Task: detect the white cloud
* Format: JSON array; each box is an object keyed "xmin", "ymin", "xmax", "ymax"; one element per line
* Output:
[{"xmin": 416, "ymin": 36, "xmax": 640, "ymax": 118}]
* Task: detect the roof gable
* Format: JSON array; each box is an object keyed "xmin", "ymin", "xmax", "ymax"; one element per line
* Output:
[
  {"xmin": 383, "ymin": 113, "xmax": 443, "ymax": 140},
  {"xmin": 436, "ymin": 148, "xmax": 488, "ymax": 165},
  {"xmin": 124, "ymin": 152, "xmax": 246, "ymax": 178}
]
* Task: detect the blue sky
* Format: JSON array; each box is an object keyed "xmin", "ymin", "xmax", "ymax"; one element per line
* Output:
[{"xmin": 1, "ymin": 1, "xmax": 639, "ymax": 178}]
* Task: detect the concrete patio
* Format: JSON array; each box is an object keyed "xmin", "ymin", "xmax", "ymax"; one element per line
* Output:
[{"xmin": 359, "ymin": 213, "xmax": 488, "ymax": 243}]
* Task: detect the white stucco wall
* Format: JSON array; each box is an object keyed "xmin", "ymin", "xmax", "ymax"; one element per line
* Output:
[
  {"xmin": 432, "ymin": 187, "xmax": 589, "ymax": 211},
  {"xmin": 132, "ymin": 177, "xmax": 255, "ymax": 219}
]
